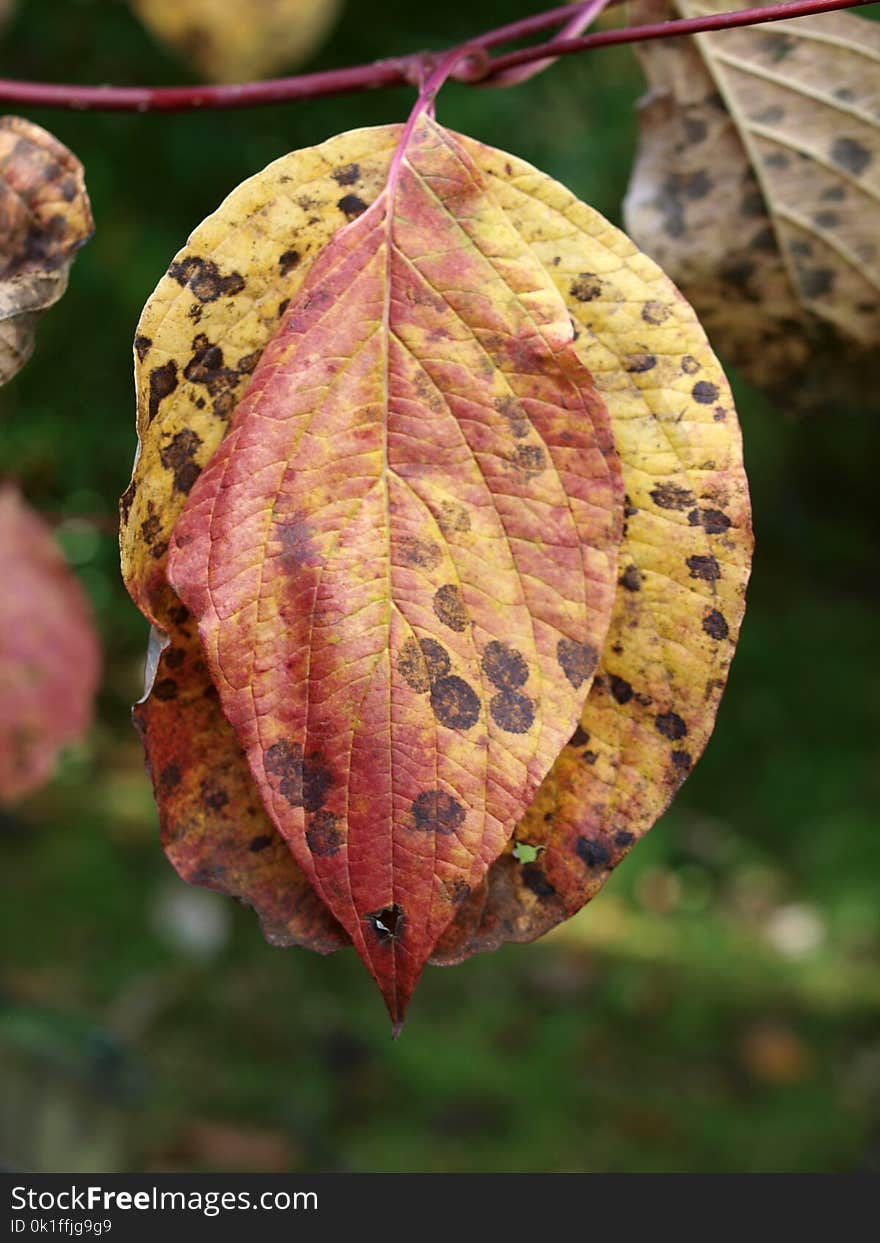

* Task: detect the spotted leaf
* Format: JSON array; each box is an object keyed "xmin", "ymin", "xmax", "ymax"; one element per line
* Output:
[
  {"xmin": 0, "ymin": 484, "xmax": 101, "ymax": 802},
  {"xmin": 623, "ymin": 0, "xmax": 880, "ymax": 409},
  {"xmin": 164, "ymin": 115, "xmax": 623, "ymax": 1026},
  {"xmin": 429, "ymin": 128, "xmax": 752, "ymax": 963},
  {"xmin": 0, "ymin": 116, "xmax": 93, "ymax": 388}
]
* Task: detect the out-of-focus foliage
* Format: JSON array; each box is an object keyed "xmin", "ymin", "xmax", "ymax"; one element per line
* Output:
[{"xmin": 0, "ymin": 0, "xmax": 878, "ymax": 1174}]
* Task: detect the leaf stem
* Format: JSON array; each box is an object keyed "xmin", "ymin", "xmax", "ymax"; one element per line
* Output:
[{"xmin": 0, "ymin": 0, "xmax": 873, "ymax": 112}]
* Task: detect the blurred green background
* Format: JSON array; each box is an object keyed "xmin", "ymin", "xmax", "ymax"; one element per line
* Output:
[{"xmin": 1, "ymin": 0, "xmax": 879, "ymax": 1174}]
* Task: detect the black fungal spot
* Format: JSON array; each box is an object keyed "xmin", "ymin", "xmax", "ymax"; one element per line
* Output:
[
  {"xmin": 671, "ymin": 750, "xmax": 693, "ymax": 775},
  {"xmin": 686, "ymin": 554, "xmax": 721, "ymax": 581},
  {"xmin": 168, "ymin": 255, "xmax": 245, "ymax": 303},
  {"xmin": 820, "ymin": 185, "xmax": 846, "ymax": 202},
  {"xmin": 134, "ymin": 334, "xmax": 152, "ymax": 362},
  {"xmin": 337, "ymin": 193, "xmax": 368, "ymax": 220},
  {"xmin": 448, "ymin": 878, "xmax": 470, "ymax": 905},
  {"xmin": 582, "ymin": 750, "xmax": 598, "ymax": 765},
  {"xmin": 159, "ymin": 429, "xmax": 203, "ymax": 495},
  {"xmin": 702, "ymin": 608, "xmax": 729, "ymax": 640},
  {"xmin": 556, "ymin": 638, "xmax": 598, "ymax": 689},
  {"xmin": 625, "ymin": 353, "xmax": 657, "ymax": 373},
  {"xmin": 277, "ymin": 298, "xmax": 290, "ymax": 317},
  {"xmin": 570, "ymin": 273, "xmax": 603, "ymax": 302},
  {"xmin": 302, "ymin": 754, "xmax": 333, "ymax": 813},
  {"xmin": 609, "ymin": 675, "xmax": 633, "ymax": 706},
  {"xmin": 153, "ymin": 678, "xmax": 178, "ymax": 701},
  {"xmin": 481, "ymin": 640, "xmax": 528, "ymax": 690},
  {"xmin": 617, "ymin": 564, "xmax": 640, "ymax": 593},
  {"xmin": 184, "ymin": 333, "xmax": 258, "ymax": 418},
  {"xmin": 164, "ymin": 647, "xmax": 185, "ymax": 669},
  {"xmin": 430, "ymin": 676, "xmax": 481, "ymax": 730},
  {"xmin": 642, "ymin": 301, "xmax": 670, "ymax": 325},
  {"xmin": 650, "ymin": 482, "xmax": 696, "ymax": 510},
  {"xmin": 201, "ymin": 780, "xmax": 229, "ymax": 812},
  {"xmin": 140, "ymin": 513, "xmax": 161, "ymax": 544},
  {"xmin": 655, "ymin": 711, "xmax": 688, "ymax": 741},
  {"xmin": 513, "ymin": 443, "xmax": 547, "ymax": 474},
  {"xmin": 521, "ymin": 865, "xmax": 556, "ymax": 898},
  {"xmin": 169, "ymin": 604, "xmax": 190, "ymax": 626},
  {"xmin": 148, "ymin": 361, "xmax": 179, "ymax": 423},
  {"xmin": 411, "ymin": 789, "xmax": 466, "ymax": 835},
  {"xmin": 789, "ymin": 239, "xmax": 812, "ymax": 258},
  {"xmin": 433, "ymin": 584, "xmax": 468, "ymax": 632},
  {"xmin": 277, "ymin": 514, "xmax": 320, "ymax": 570},
  {"xmin": 489, "ymin": 689, "xmax": 535, "ymax": 734},
  {"xmin": 368, "ymin": 903, "xmax": 404, "ymax": 942},
  {"xmin": 799, "ymin": 267, "xmax": 835, "ymax": 298},
  {"xmin": 814, "ymin": 210, "xmax": 840, "ymax": 230},
  {"xmin": 762, "ymin": 32, "xmax": 795, "ymax": 61},
  {"xmin": 249, "ymin": 835, "xmax": 273, "ymax": 853},
  {"xmin": 688, "ymin": 507, "xmax": 731, "ymax": 534},
  {"xmin": 576, "ymin": 837, "xmax": 611, "ymax": 869},
  {"xmin": 278, "ymin": 249, "xmax": 300, "ymax": 275},
  {"xmin": 159, "ymin": 762, "xmax": 181, "ymax": 791},
  {"xmin": 568, "ymin": 724, "xmax": 590, "ymax": 748},
  {"xmin": 614, "ymin": 830, "xmax": 635, "ymax": 848},
  {"xmin": 830, "ymin": 136, "xmax": 871, "ymax": 177},
  {"xmin": 681, "ymin": 355, "xmax": 701, "ymax": 375},
  {"xmin": 398, "ymin": 637, "xmax": 430, "ymax": 692},
  {"xmin": 266, "ymin": 740, "xmax": 330, "ymax": 812},
  {"xmin": 399, "ymin": 536, "xmax": 442, "ymax": 569},
  {"xmin": 306, "ymin": 810, "xmax": 344, "ymax": 857},
  {"xmin": 692, "ymin": 380, "xmax": 720, "ymax": 404},
  {"xmin": 332, "ymin": 162, "xmax": 361, "ymax": 186},
  {"xmin": 420, "ymin": 638, "xmax": 452, "ymax": 683}
]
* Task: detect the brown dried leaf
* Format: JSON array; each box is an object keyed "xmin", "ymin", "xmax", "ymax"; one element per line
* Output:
[
  {"xmin": 0, "ymin": 117, "xmax": 93, "ymax": 387},
  {"xmin": 623, "ymin": 1, "xmax": 880, "ymax": 407},
  {"xmin": 129, "ymin": 0, "xmax": 343, "ymax": 83},
  {"xmin": 0, "ymin": 484, "xmax": 101, "ymax": 801}
]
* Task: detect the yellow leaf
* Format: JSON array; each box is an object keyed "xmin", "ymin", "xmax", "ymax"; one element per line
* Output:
[{"xmin": 130, "ymin": 0, "xmax": 344, "ymax": 83}]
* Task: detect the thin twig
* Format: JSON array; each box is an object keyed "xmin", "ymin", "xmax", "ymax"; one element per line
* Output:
[{"xmin": 0, "ymin": 0, "xmax": 872, "ymax": 112}]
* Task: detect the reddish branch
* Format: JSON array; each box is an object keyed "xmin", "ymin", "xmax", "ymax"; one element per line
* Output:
[{"xmin": 0, "ymin": 0, "xmax": 873, "ymax": 112}]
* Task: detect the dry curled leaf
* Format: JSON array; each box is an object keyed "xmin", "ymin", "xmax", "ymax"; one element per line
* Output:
[
  {"xmin": 0, "ymin": 117, "xmax": 93, "ymax": 388},
  {"xmin": 121, "ymin": 118, "xmax": 750, "ymax": 1022},
  {"xmin": 0, "ymin": 484, "xmax": 101, "ymax": 802},
  {"xmin": 624, "ymin": 0, "xmax": 880, "ymax": 408},
  {"xmin": 130, "ymin": 0, "xmax": 343, "ymax": 83}
]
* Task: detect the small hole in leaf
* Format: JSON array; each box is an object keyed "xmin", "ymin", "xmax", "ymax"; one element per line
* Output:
[
  {"xmin": 513, "ymin": 841, "xmax": 543, "ymax": 864},
  {"xmin": 368, "ymin": 903, "xmax": 405, "ymax": 942}
]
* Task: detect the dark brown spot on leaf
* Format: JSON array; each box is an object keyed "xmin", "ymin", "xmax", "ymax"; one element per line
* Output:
[
  {"xmin": 489, "ymin": 689, "xmax": 535, "ymax": 734},
  {"xmin": 430, "ymin": 676, "xmax": 481, "ymax": 730},
  {"xmin": 160, "ymin": 429, "xmax": 203, "ymax": 494},
  {"xmin": 703, "ymin": 608, "xmax": 729, "ymax": 640},
  {"xmin": 433, "ymin": 583, "xmax": 468, "ymax": 632},
  {"xmin": 692, "ymin": 380, "xmax": 720, "ymax": 404},
  {"xmin": 278, "ymin": 249, "xmax": 300, "ymax": 275},
  {"xmin": 625, "ymin": 353, "xmax": 657, "ymax": 373},
  {"xmin": 576, "ymin": 837, "xmax": 611, "ymax": 869},
  {"xmin": 436, "ymin": 501, "xmax": 470, "ymax": 535},
  {"xmin": 148, "ymin": 361, "xmax": 178, "ymax": 423},
  {"xmin": 411, "ymin": 789, "xmax": 466, "ymax": 835},
  {"xmin": 513, "ymin": 443, "xmax": 547, "ymax": 474},
  {"xmin": 642, "ymin": 301, "xmax": 670, "ymax": 325},
  {"xmin": 337, "ymin": 194, "xmax": 368, "ymax": 220},
  {"xmin": 688, "ymin": 507, "xmax": 731, "ymax": 534},
  {"xmin": 687, "ymin": 555, "xmax": 721, "ymax": 581},
  {"xmin": 570, "ymin": 273, "xmax": 603, "ymax": 302},
  {"xmin": 609, "ymin": 675, "xmax": 633, "ymax": 705},
  {"xmin": 153, "ymin": 678, "xmax": 178, "ymax": 701},
  {"xmin": 568, "ymin": 724, "xmax": 590, "ymax": 748},
  {"xmin": 481, "ymin": 640, "xmax": 529, "ymax": 690},
  {"xmin": 134, "ymin": 334, "xmax": 152, "ymax": 362},
  {"xmin": 168, "ymin": 255, "xmax": 245, "ymax": 303},
  {"xmin": 655, "ymin": 711, "xmax": 687, "ymax": 740},
  {"xmin": 399, "ymin": 536, "xmax": 442, "ymax": 569},
  {"xmin": 651, "ymin": 482, "xmax": 696, "ymax": 510},
  {"xmin": 332, "ymin": 162, "xmax": 361, "ymax": 186},
  {"xmin": 249, "ymin": 834, "xmax": 272, "ymax": 853},
  {"xmin": 619, "ymin": 565, "xmax": 642, "ymax": 592},
  {"xmin": 556, "ymin": 637, "xmax": 598, "ymax": 688},
  {"xmin": 830, "ymin": 137, "xmax": 871, "ymax": 176},
  {"xmin": 306, "ymin": 810, "xmax": 344, "ymax": 857}
]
